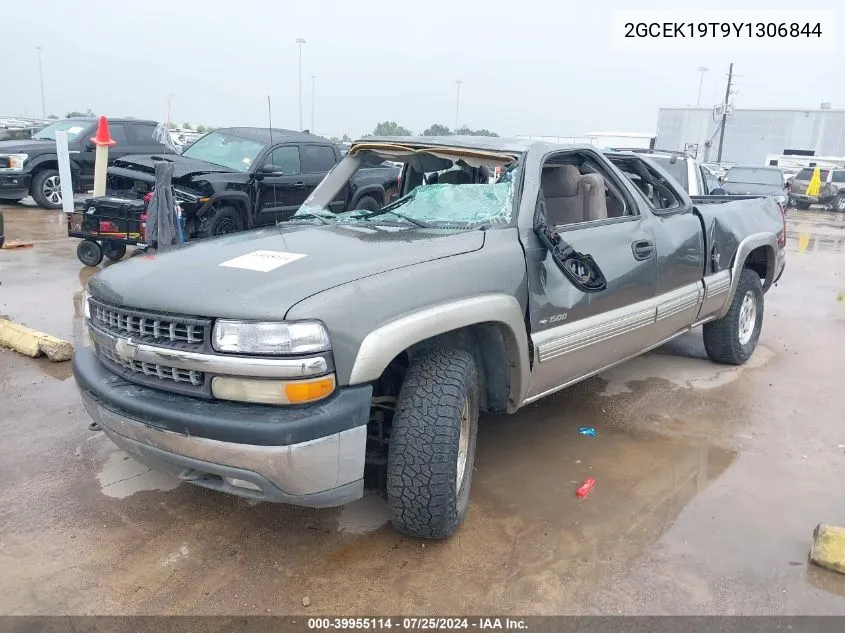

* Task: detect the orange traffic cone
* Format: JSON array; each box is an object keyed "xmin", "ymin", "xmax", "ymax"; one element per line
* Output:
[{"xmin": 90, "ymin": 115, "xmax": 117, "ymax": 147}]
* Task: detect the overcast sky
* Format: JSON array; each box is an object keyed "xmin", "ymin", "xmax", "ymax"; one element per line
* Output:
[{"xmin": 2, "ymin": 0, "xmax": 842, "ymax": 138}]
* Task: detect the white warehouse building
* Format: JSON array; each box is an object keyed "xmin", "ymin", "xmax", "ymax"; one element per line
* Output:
[{"xmin": 655, "ymin": 105, "xmax": 845, "ymax": 165}]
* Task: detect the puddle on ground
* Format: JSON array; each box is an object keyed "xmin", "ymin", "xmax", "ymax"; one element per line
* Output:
[
  {"xmin": 598, "ymin": 344, "xmax": 774, "ymax": 397},
  {"xmin": 336, "ymin": 493, "xmax": 392, "ymax": 534},
  {"xmin": 96, "ymin": 451, "xmax": 179, "ymax": 499}
]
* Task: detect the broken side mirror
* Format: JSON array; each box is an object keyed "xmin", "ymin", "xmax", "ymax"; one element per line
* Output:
[{"xmin": 535, "ymin": 222, "xmax": 607, "ymax": 293}]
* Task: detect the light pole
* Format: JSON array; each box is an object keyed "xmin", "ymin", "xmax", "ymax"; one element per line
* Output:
[
  {"xmin": 311, "ymin": 74, "xmax": 316, "ymax": 133},
  {"xmin": 454, "ymin": 79, "xmax": 462, "ymax": 135},
  {"xmin": 36, "ymin": 46, "xmax": 46, "ymax": 117},
  {"xmin": 166, "ymin": 93, "xmax": 175, "ymax": 127},
  {"xmin": 296, "ymin": 37, "xmax": 306, "ymax": 131},
  {"xmin": 696, "ymin": 66, "xmax": 708, "ymax": 106}
]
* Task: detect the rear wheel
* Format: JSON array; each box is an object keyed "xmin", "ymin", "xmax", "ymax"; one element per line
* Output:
[
  {"xmin": 198, "ymin": 205, "xmax": 243, "ymax": 238},
  {"xmin": 387, "ymin": 349, "xmax": 479, "ymax": 539},
  {"xmin": 796, "ymin": 201, "xmax": 811, "ymax": 210},
  {"xmin": 103, "ymin": 241, "xmax": 127, "ymax": 261},
  {"xmin": 354, "ymin": 195, "xmax": 381, "ymax": 213},
  {"xmin": 77, "ymin": 239, "xmax": 103, "ymax": 267},
  {"xmin": 703, "ymin": 268, "xmax": 763, "ymax": 365},
  {"xmin": 31, "ymin": 169, "xmax": 63, "ymax": 209},
  {"xmin": 834, "ymin": 193, "xmax": 845, "ymax": 213}
]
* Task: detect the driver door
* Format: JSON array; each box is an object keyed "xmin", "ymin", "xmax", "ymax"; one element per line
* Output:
[
  {"xmin": 525, "ymin": 152, "xmax": 659, "ymax": 400},
  {"xmin": 255, "ymin": 145, "xmax": 307, "ymax": 225}
]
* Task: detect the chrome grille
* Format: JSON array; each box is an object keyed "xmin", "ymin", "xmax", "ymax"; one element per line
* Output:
[
  {"xmin": 99, "ymin": 346, "xmax": 205, "ymax": 386},
  {"xmin": 89, "ymin": 299, "xmax": 208, "ymax": 345}
]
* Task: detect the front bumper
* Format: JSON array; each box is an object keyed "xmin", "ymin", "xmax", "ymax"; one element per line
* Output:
[
  {"xmin": 0, "ymin": 172, "xmax": 31, "ymax": 199},
  {"xmin": 73, "ymin": 347, "xmax": 371, "ymax": 506}
]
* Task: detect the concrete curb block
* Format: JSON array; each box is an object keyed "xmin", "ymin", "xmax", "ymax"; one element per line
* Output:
[
  {"xmin": 810, "ymin": 523, "xmax": 845, "ymax": 575},
  {"xmin": 0, "ymin": 318, "xmax": 73, "ymax": 362}
]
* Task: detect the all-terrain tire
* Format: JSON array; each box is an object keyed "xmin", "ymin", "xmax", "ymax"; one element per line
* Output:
[
  {"xmin": 354, "ymin": 195, "xmax": 381, "ymax": 213},
  {"xmin": 31, "ymin": 169, "xmax": 63, "ymax": 209},
  {"xmin": 703, "ymin": 268, "xmax": 764, "ymax": 365},
  {"xmin": 198, "ymin": 205, "xmax": 244, "ymax": 238},
  {"xmin": 77, "ymin": 239, "xmax": 104, "ymax": 267},
  {"xmin": 387, "ymin": 349, "xmax": 479, "ymax": 540},
  {"xmin": 834, "ymin": 192, "xmax": 845, "ymax": 213}
]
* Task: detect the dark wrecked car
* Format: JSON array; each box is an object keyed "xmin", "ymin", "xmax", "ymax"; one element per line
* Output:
[
  {"xmin": 74, "ymin": 136, "xmax": 785, "ymax": 539},
  {"xmin": 106, "ymin": 127, "xmax": 400, "ymax": 238}
]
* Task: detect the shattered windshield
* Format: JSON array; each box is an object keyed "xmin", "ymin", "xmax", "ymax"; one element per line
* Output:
[
  {"xmin": 296, "ymin": 182, "xmax": 514, "ymax": 229},
  {"xmin": 180, "ymin": 131, "xmax": 264, "ymax": 172},
  {"xmin": 291, "ymin": 145, "xmax": 518, "ymax": 229}
]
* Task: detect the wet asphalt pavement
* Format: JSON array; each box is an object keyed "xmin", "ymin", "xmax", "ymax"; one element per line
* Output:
[{"xmin": 1, "ymin": 202, "xmax": 844, "ymax": 615}]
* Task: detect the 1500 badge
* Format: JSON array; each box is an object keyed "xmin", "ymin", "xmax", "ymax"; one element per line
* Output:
[{"xmin": 539, "ymin": 313, "xmax": 567, "ymax": 326}]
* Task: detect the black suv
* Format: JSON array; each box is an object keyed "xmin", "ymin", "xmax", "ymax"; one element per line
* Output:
[
  {"xmin": 106, "ymin": 128, "xmax": 401, "ymax": 238},
  {"xmin": 0, "ymin": 117, "xmax": 165, "ymax": 209}
]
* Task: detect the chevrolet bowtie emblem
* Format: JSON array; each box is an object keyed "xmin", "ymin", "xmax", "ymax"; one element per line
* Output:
[{"xmin": 114, "ymin": 338, "xmax": 138, "ymax": 362}]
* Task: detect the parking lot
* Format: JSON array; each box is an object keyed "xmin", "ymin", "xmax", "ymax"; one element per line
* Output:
[{"xmin": 1, "ymin": 202, "xmax": 845, "ymax": 615}]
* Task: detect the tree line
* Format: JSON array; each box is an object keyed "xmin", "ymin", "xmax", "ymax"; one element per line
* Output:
[{"xmin": 367, "ymin": 121, "xmax": 499, "ymax": 138}]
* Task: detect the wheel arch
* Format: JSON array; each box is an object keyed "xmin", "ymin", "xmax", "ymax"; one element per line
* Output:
[
  {"xmin": 348, "ymin": 294, "xmax": 530, "ymax": 413},
  {"xmin": 717, "ymin": 232, "xmax": 777, "ymax": 318}
]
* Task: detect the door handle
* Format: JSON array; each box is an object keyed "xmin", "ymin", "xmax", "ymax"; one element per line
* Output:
[
  {"xmin": 632, "ymin": 240, "xmax": 655, "ymax": 260},
  {"xmin": 293, "ymin": 182, "xmax": 306, "ymax": 188}
]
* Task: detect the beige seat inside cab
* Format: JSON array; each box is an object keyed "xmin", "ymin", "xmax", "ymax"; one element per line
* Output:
[{"xmin": 541, "ymin": 165, "xmax": 608, "ymax": 225}]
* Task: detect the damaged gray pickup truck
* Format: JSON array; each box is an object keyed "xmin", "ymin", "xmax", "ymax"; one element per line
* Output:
[{"xmin": 73, "ymin": 137, "xmax": 786, "ymax": 539}]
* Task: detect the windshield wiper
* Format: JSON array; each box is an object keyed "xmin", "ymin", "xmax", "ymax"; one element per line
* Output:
[
  {"xmin": 357, "ymin": 208, "xmax": 430, "ymax": 228},
  {"xmin": 283, "ymin": 212, "xmax": 332, "ymax": 226}
]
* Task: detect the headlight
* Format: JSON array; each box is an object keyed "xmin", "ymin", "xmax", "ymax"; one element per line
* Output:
[
  {"xmin": 0, "ymin": 153, "xmax": 28, "ymax": 171},
  {"xmin": 212, "ymin": 320, "xmax": 330, "ymax": 355},
  {"xmin": 82, "ymin": 290, "xmax": 91, "ymax": 319}
]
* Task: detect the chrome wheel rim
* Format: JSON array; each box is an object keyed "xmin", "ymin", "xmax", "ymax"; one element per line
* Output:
[
  {"xmin": 43, "ymin": 175, "xmax": 62, "ymax": 205},
  {"xmin": 837, "ymin": 197, "xmax": 845, "ymax": 211},
  {"xmin": 738, "ymin": 290, "xmax": 756, "ymax": 345},
  {"xmin": 456, "ymin": 399, "xmax": 470, "ymax": 492}
]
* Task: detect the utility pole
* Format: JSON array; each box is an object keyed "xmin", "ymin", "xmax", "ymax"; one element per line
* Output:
[
  {"xmin": 454, "ymin": 79, "xmax": 462, "ymax": 135},
  {"xmin": 296, "ymin": 37, "xmax": 306, "ymax": 131},
  {"xmin": 716, "ymin": 62, "xmax": 733, "ymax": 163},
  {"xmin": 36, "ymin": 46, "xmax": 46, "ymax": 117},
  {"xmin": 311, "ymin": 74, "xmax": 316, "ymax": 133}
]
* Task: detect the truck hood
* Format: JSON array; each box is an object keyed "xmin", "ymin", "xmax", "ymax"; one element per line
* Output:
[
  {"xmin": 0, "ymin": 139, "xmax": 57, "ymax": 154},
  {"xmin": 720, "ymin": 181, "xmax": 784, "ymax": 197},
  {"xmin": 111, "ymin": 154, "xmax": 236, "ymax": 179},
  {"xmin": 88, "ymin": 224, "xmax": 485, "ymax": 319}
]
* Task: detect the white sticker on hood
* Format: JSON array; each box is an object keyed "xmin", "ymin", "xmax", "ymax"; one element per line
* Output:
[{"xmin": 219, "ymin": 250, "xmax": 306, "ymax": 272}]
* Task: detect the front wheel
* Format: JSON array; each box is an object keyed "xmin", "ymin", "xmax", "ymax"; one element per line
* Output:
[
  {"xmin": 31, "ymin": 169, "xmax": 63, "ymax": 209},
  {"xmin": 387, "ymin": 349, "xmax": 479, "ymax": 540},
  {"xmin": 703, "ymin": 268, "xmax": 764, "ymax": 365},
  {"xmin": 198, "ymin": 205, "xmax": 244, "ymax": 238},
  {"xmin": 796, "ymin": 201, "xmax": 811, "ymax": 210},
  {"xmin": 834, "ymin": 193, "xmax": 845, "ymax": 213}
]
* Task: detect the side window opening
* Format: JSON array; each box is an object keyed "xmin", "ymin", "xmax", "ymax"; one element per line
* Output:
[
  {"xmin": 609, "ymin": 156, "xmax": 682, "ymax": 211},
  {"xmin": 539, "ymin": 153, "xmax": 630, "ymax": 227},
  {"xmin": 263, "ymin": 146, "xmax": 301, "ymax": 175}
]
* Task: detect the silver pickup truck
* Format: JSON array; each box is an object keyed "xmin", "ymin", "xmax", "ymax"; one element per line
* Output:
[{"xmin": 73, "ymin": 137, "xmax": 786, "ymax": 539}]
